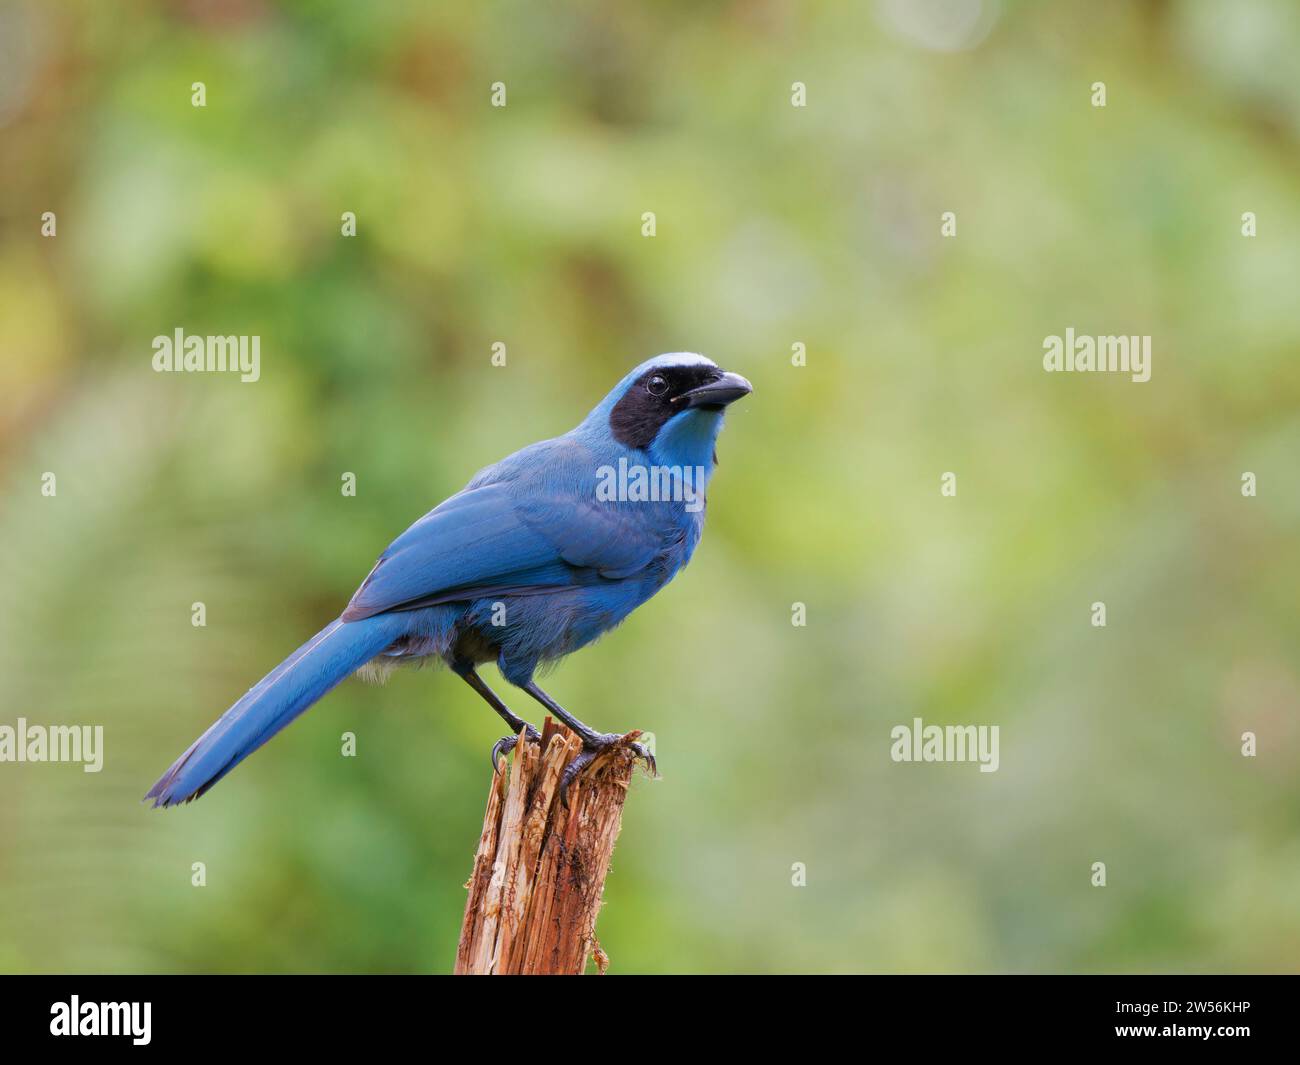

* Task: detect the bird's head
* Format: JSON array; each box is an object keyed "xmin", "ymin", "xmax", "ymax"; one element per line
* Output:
[{"xmin": 579, "ymin": 353, "xmax": 752, "ymax": 470}]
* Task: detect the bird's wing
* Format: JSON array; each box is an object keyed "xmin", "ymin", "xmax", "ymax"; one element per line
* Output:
[
  {"xmin": 516, "ymin": 483, "xmax": 663, "ymax": 579},
  {"xmin": 341, "ymin": 450, "xmax": 662, "ymax": 621}
]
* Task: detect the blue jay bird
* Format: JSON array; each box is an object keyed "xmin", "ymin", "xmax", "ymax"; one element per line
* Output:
[{"xmin": 147, "ymin": 353, "xmax": 751, "ymax": 807}]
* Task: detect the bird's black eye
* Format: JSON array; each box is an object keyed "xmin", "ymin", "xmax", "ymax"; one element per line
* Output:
[{"xmin": 646, "ymin": 374, "xmax": 669, "ymax": 396}]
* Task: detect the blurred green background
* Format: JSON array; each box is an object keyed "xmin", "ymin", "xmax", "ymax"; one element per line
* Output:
[{"xmin": 1, "ymin": 0, "xmax": 1298, "ymax": 974}]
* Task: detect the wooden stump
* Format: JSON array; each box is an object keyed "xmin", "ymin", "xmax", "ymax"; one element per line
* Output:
[{"xmin": 454, "ymin": 718, "xmax": 645, "ymax": 974}]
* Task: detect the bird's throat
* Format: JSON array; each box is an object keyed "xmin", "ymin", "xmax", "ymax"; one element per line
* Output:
[{"xmin": 649, "ymin": 409, "xmax": 723, "ymax": 478}]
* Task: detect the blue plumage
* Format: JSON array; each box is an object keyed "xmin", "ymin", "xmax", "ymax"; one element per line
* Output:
[{"xmin": 147, "ymin": 353, "xmax": 751, "ymax": 807}]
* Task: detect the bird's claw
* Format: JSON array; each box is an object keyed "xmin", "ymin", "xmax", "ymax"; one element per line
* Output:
[
  {"xmin": 490, "ymin": 724, "xmax": 541, "ymax": 774},
  {"xmin": 559, "ymin": 732, "xmax": 657, "ymax": 808},
  {"xmin": 628, "ymin": 740, "xmax": 657, "ymax": 779}
]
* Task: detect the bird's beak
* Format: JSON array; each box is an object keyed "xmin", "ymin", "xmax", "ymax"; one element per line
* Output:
[{"xmin": 676, "ymin": 371, "xmax": 753, "ymax": 410}]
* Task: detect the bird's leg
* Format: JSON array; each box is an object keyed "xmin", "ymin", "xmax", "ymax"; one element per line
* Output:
[
  {"xmin": 452, "ymin": 663, "xmax": 540, "ymax": 772},
  {"xmin": 520, "ymin": 681, "xmax": 656, "ymax": 803}
]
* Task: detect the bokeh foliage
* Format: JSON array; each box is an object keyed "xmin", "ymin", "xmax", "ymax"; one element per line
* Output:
[{"xmin": 1, "ymin": 0, "xmax": 1298, "ymax": 973}]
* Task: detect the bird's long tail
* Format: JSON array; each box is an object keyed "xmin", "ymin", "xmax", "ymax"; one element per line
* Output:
[{"xmin": 145, "ymin": 614, "xmax": 407, "ymax": 807}]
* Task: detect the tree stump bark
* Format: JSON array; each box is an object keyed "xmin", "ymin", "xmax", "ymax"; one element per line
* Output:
[{"xmin": 454, "ymin": 718, "xmax": 645, "ymax": 974}]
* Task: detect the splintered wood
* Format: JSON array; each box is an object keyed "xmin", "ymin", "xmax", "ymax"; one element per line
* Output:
[{"xmin": 454, "ymin": 719, "xmax": 641, "ymax": 975}]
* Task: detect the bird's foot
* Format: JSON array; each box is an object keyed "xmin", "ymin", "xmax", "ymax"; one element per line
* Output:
[
  {"xmin": 490, "ymin": 724, "xmax": 542, "ymax": 773},
  {"xmin": 559, "ymin": 730, "xmax": 657, "ymax": 807}
]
